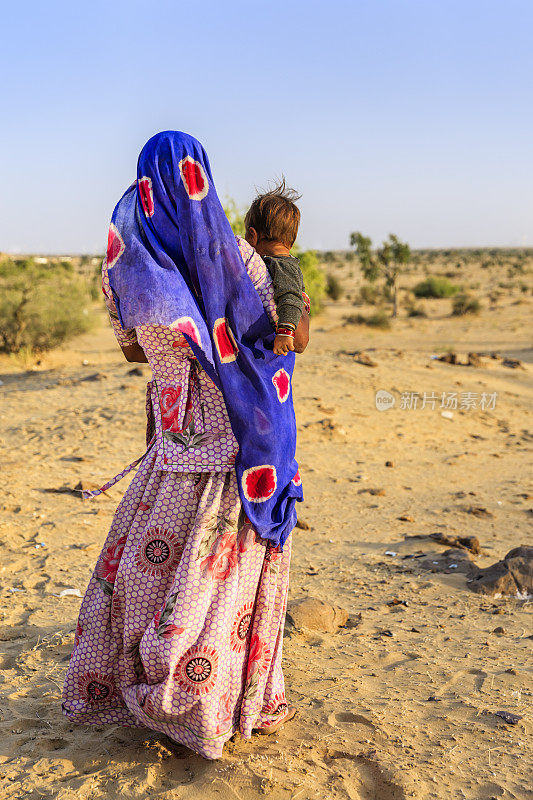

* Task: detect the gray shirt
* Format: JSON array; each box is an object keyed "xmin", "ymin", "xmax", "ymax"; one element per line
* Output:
[{"xmin": 263, "ymin": 255, "xmax": 304, "ymax": 330}]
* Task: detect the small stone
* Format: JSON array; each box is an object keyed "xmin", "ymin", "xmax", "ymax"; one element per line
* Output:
[
  {"xmin": 495, "ymin": 710, "xmax": 522, "ymax": 725},
  {"xmin": 286, "ymin": 597, "xmax": 349, "ymax": 633},
  {"xmin": 467, "ymin": 352, "xmax": 483, "ymax": 367},
  {"xmin": 429, "ymin": 532, "xmax": 480, "ymax": 554},
  {"xmin": 502, "ymin": 358, "xmax": 524, "ymax": 370},
  {"xmin": 437, "ymin": 353, "xmax": 458, "ymax": 364},
  {"xmin": 353, "ymin": 351, "xmax": 378, "ymax": 367},
  {"xmin": 492, "ymin": 626, "xmax": 505, "ymax": 635},
  {"xmin": 464, "ymin": 505, "xmax": 493, "ymax": 518},
  {"xmin": 385, "ymin": 461, "xmax": 394, "ymax": 467},
  {"xmin": 468, "ymin": 545, "xmax": 533, "ymax": 597},
  {"xmin": 81, "ymin": 372, "xmax": 108, "ymax": 382}
]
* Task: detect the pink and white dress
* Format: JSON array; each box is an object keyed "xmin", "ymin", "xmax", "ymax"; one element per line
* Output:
[{"xmin": 62, "ymin": 237, "xmax": 292, "ymax": 759}]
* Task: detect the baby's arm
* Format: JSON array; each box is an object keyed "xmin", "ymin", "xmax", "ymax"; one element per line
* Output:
[{"xmin": 271, "ymin": 260, "xmax": 305, "ymax": 355}]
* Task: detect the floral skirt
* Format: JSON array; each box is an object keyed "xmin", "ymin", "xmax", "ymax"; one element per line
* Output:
[{"xmin": 62, "ymin": 451, "xmax": 291, "ymax": 760}]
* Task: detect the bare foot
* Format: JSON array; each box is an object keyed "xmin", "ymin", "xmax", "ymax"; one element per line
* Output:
[{"xmin": 254, "ymin": 705, "xmax": 297, "ymax": 735}]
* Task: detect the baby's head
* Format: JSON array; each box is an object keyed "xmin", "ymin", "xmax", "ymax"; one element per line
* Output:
[{"xmin": 244, "ymin": 179, "xmax": 301, "ymax": 256}]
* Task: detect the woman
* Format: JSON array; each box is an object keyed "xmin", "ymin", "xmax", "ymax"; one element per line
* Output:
[{"xmin": 62, "ymin": 131, "xmax": 309, "ymax": 760}]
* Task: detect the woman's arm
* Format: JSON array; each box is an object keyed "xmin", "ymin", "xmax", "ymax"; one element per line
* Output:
[
  {"xmin": 293, "ymin": 309, "xmax": 310, "ymax": 353},
  {"xmin": 101, "ymin": 259, "xmax": 147, "ymax": 362}
]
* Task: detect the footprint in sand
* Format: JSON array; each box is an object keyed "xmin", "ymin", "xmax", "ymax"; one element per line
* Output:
[
  {"xmin": 328, "ymin": 710, "xmax": 376, "ymax": 729},
  {"xmin": 324, "ymin": 748, "xmax": 416, "ymax": 800},
  {"xmin": 37, "ymin": 737, "xmax": 69, "ymax": 753},
  {"xmin": 437, "ymin": 668, "xmax": 487, "ymax": 695}
]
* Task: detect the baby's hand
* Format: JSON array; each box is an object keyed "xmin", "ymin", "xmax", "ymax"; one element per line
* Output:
[{"xmin": 273, "ymin": 334, "xmax": 295, "ymax": 356}]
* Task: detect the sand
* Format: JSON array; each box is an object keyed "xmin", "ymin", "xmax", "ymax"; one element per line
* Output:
[{"xmin": 1, "ymin": 261, "xmax": 532, "ymax": 800}]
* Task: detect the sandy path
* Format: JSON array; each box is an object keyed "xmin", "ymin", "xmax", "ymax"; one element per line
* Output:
[{"xmin": 0, "ymin": 290, "xmax": 531, "ymax": 800}]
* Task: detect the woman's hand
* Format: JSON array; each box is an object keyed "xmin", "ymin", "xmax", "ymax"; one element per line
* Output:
[{"xmin": 120, "ymin": 343, "xmax": 148, "ymax": 363}]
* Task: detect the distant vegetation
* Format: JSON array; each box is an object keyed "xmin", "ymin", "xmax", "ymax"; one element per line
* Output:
[
  {"xmin": 349, "ymin": 233, "xmax": 411, "ymax": 317},
  {"xmin": 452, "ymin": 292, "xmax": 481, "ymax": 316},
  {"xmin": 297, "ymin": 250, "xmax": 327, "ymax": 316},
  {"xmin": 0, "ymin": 256, "xmax": 98, "ymax": 355},
  {"xmin": 326, "ymin": 273, "xmax": 344, "ymax": 301},
  {"xmin": 413, "ymin": 276, "xmax": 459, "ymax": 298},
  {"xmin": 343, "ymin": 309, "xmax": 391, "ymax": 329},
  {"xmin": 223, "ymin": 198, "xmax": 246, "ymax": 238},
  {"xmin": 1, "ymin": 241, "xmax": 530, "ymax": 359}
]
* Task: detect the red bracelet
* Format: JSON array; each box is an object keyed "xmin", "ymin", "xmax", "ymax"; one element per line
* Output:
[
  {"xmin": 276, "ymin": 327, "xmax": 295, "ymax": 338},
  {"xmin": 302, "ymin": 291, "xmax": 311, "ymax": 314}
]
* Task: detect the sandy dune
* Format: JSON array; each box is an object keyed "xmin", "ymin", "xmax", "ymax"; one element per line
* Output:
[{"xmin": 1, "ymin": 269, "xmax": 532, "ymax": 800}]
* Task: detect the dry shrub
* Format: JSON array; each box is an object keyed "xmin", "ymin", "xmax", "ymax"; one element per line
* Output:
[
  {"xmin": 358, "ymin": 283, "xmax": 381, "ymax": 305},
  {"xmin": 452, "ymin": 293, "xmax": 481, "ymax": 316},
  {"xmin": 326, "ymin": 273, "xmax": 344, "ymax": 301},
  {"xmin": 0, "ymin": 258, "xmax": 94, "ymax": 354},
  {"xmin": 343, "ymin": 310, "xmax": 391, "ymax": 329}
]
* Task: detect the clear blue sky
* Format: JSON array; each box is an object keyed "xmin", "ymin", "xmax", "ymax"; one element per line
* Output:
[{"xmin": 2, "ymin": 0, "xmax": 532, "ymax": 253}]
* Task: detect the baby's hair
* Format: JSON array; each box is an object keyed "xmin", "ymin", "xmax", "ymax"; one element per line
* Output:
[{"xmin": 245, "ymin": 178, "xmax": 301, "ymax": 248}]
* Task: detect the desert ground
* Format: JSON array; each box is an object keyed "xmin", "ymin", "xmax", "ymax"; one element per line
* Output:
[{"xmin": 1, "ymin": 253, "xmax": 532, "ymax": 800}]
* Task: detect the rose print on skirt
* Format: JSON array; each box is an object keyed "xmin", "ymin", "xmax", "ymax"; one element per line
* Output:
[
  {"xmin": 74, "ymin": 622, "xmax": 83, "ymax": 648},
  {"xmin": 246, "ymin": 634, "xmax": 272, "ymax": 680},
  {"xmin": 200, "ymin": 532, "xmax": 238, "ymax": 581},
  {"xmin": 215, "ymin": 691, "xmax": 233, "ymax": 735},
  {"xmin": 159, "ymin": 386, "xmax": 183, "ymax": 432},
  {"xmin": 243, "ymin": 633, "xmax": 273, "ymax": 702},
  {"xmin": 95, "ymin": 534, "xmax": 127, "ymax": 595},
  {"xmin": 153, "ymin": 590, "xmax": 185, "ymax": 639}
]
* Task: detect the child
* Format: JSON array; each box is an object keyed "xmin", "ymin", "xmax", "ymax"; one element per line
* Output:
[{"xmin": 244, "ymin": 181, "xmax": 309, "ymax": 355}]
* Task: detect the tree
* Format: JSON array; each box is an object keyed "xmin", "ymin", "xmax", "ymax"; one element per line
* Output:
[{"xmin": 350, "ymin": 232, "xmax": 411, "ymax": 317}]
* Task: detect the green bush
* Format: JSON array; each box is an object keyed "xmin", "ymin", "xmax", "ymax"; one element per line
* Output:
[
  {"xmin": 413, "ymin": 276, "xmax": 460, "ymax": 298},
  {"xmin": 452, "ymin": 293, "xmax": 481, "ymax": 316},
  {"xmin": 0, "ymin": 258, "xmax": 94, "ymax": 354},
  {"xmin": 299, "ymin": 250, "xmax": 326, "ymax": 316},
  {"xmin": 326, "ymin": 273, "xmax": 344, "ymax": 301}
]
